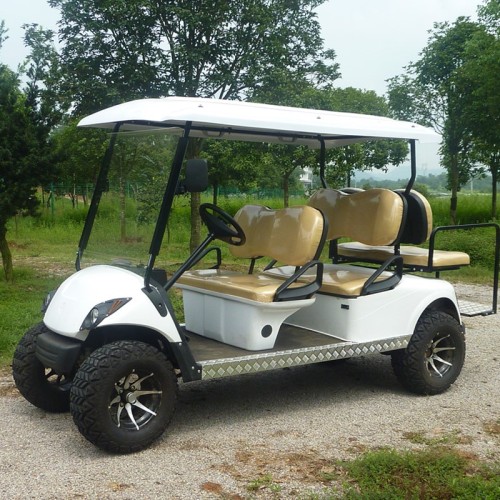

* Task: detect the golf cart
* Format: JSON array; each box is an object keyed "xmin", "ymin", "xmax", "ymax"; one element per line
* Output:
[{"xmin": 12, "ymin": 97, "xmax": 500, "ymax": 453}]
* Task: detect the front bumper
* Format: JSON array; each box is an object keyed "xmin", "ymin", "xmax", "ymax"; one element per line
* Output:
[{"xmin": 36, "ymin": 330, "xmax": 82, "ymax": 374}]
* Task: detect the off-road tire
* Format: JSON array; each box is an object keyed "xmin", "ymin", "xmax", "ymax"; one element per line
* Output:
[
  {"xmin": 391, "ymin": 311, "xmax": 465, "ymax": 395},
  {"xmin": 70, "ymin": 340, "xmax": 177, "ymax": 453},
  {"xmin": 12, "ymin": 322, "xmax": 72, "ymax": 413}
]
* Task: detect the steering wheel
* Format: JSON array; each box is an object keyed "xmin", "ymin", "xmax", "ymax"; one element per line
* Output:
[{"xmin": 199, "ymin": 203, "xmax": 246, "ymax": 246}]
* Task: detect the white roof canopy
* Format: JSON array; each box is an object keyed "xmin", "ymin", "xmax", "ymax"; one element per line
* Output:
[{"xmin": 78, "ymin": 96, "xmax": 440, "ymax": 148}]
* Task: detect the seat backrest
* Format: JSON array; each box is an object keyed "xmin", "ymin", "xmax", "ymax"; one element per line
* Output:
[
  {"xmin": 395, "ymin": 189, "xmax": 433, "ymax": 244},
  {"xmin": 308, "ymin": 188, "xmax": 405, "ymax": 246},
  {"xmin": 230, "ymin": 205, "xmax": 326, "ymax": 266}
]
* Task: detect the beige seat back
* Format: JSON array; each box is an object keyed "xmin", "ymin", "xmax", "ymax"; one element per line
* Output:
[
  {"xmin": 308, "ymin": 188, "xmax": 405, "ymax": 246},
  {"xmin": 230, "ymin": 205, "xmax": 325, "ymax": 266}
]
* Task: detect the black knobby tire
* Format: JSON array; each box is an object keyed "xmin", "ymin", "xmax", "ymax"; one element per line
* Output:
[
  {"xmin": 70, "ymin": 340, "xmax": 177, "ymax": 453},
  {"xmin": 12, "ymin": 322, "xmax": 72, "ymax": 413},
  {"xmin": 391, "ymin": 311, "xmax": 465, "ymax": 395}
]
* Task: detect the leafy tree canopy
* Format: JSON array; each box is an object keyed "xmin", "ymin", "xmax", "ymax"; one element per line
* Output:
[
  {"xmin": 49, "ymin": 0, "xmax": 338, "ymax": 114},
  {"xmin": 0, "ymin": 62, "xmax": 42, "ymax": 280},
  {"xmin": 387, "ymin": 17, "xmax": 484, "ymax": 222}
]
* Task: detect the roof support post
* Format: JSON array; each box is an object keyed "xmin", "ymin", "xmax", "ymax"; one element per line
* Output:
[
  {"xmin": 406, "ymin": 139, "xmax": 417, "ymax": 194},
  {"xmin": 144, "ymin": 122, "xmax": 192, "ymax": 289}
]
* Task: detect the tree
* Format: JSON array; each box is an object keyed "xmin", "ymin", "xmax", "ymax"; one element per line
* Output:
[
  {"xmin": 0, "ymin": 64, "xmax": 39, "ymax": 281},
  {"xmin": 22, "ymin": 24, "xmax": 65, "ymax": 134},
  {"xmin": 388, "ymin": 19, "xmax": 482, "ymax": 224},
  {"xmin": 459, "ymin": 2, "xmax": 500, "ymax": 219},
  {"xmin": 49, "ymin": 0, "xmax": 338, "ymax": 113},
  {"xmin": 51, "ymin": 119, "xmax": 107, "ymax": 206},
  {"xmin": 201, "ymin": 140, "xmax": 265, "ymax": 205},
  {"xmin": 0, "ymin": 22, "xmax": 61, "ymax": 281},
  {"xmin": 250, "ymin": 82, "xmax": 407, "ymax": 202},
  {"xmin": 318, "ymin": 88, "xmax": 408, "ymax": 186},
  {"xmin": 48, "ymin": 0, "xmax": 338, "ymax": 250}
]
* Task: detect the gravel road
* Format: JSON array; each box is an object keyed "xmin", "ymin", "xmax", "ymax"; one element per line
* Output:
[{"xmin": 0, "ymin": 283, "xmax": 498, "ymax": 499}]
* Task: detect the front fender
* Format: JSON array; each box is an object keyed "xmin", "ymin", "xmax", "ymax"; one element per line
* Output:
[{"xmin": 44, "ymin": 265, "xmax": 181, "ymax": 343}]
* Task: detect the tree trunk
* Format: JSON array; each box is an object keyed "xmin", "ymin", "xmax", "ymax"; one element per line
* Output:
[
  {"xmin": 0, "ymin": 223, "xmax": 13, "ymax": 282},
  {"xmin": 187, "ymin": 138, "xmax": 204, "ymax": 252},
  {"xmin": 449, "ymin": 155, "xmax": 459, "ymax": 225},
  {"xmin": 190, "ymin": 191, "xmax": 201, "ymax": 252},
  {"xmin": 283, "ymin": 173, "xmax": 290, "ymax": 208},
  {"xmin": 119, "ymin": 176, "xmax": 126, "ymax": 242},
  {"xmin": 212, "ymin": 181, "xmax": 218, "ymax": 206},
  {"xmin": 491, "ymin": 158, "xmax": 498, "ymax": 221}
]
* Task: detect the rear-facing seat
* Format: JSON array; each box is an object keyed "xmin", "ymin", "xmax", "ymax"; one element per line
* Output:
[
  {"xmin": 334, "ymin": 189, "xmax": 470, "ymax": 273},
  {"xmin": 266, "ymin": 188, "xmax": 406, "ymax": 297},
  {"xmin": 176, "ymin": 204, "xmax": 326, "ymax": 350}
]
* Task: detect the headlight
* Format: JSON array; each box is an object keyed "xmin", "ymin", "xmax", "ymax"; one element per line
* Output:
[{"xmin": 80, "ymin": 298, "xmax": 131, "ymax": 331}]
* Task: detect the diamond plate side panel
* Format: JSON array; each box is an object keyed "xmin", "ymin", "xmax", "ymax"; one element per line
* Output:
[
  {"xmin": 200, "ymin": 335, "xmax": 411, "ymax": 380},
  {"xmin": 458, "ymin": 299, "xmax": 493, "ymax": 317}
]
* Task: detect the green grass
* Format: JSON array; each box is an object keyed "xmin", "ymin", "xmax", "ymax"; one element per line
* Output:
[
  {"xmin": 246, "ymin": 473, "xmax": 282, "ymax": 495},
  {"xmin": 430, "ymin": 193, "xmax": 497, "ymax": 226},
  {"xmin": 0, "ymin": 268, "xmax": 63, "ymax": 364},
  {"xmin": 337, "ymin": 448, "xmax": 500, "ymax": 499}
]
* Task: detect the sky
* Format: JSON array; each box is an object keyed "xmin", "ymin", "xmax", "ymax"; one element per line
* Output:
[
  {"xmin": 317, "ymin": 0, "xmax": 480, "ymax": 94},
  {"xmin": 1, "ymin": 0, "xmax": 481, "ymax": 95}
]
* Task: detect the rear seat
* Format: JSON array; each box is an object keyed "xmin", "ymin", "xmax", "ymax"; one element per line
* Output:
[
  {"xmin": 335, "ymin": 189, "xmax": 470, "ymax": 272},
  {"xmin": 266, "ymin": 188, "xmax": 406, "ymax": 297}
]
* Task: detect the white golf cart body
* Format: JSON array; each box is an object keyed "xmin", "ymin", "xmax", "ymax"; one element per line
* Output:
[
  {"xmin": 46, "ymin": 97, "xmax": 460, "ymax": 373},
  {"xmin": 47, "ymin": 97, "xmax": 459, "ymax": 365},
  {"xmin": 15, "ymin": 97, "xmax": 499, "ymax": 453}
]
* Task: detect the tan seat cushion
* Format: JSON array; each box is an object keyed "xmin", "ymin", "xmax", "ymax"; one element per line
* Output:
[
  {"xmin": 308, "ymin": 188, "xmax": 404, "ymax": 246},
  {"xmin": 177, "ymin": 269, "xmax": 304, "ymax": 303},
  {"xmin": 265, "ymin": 264, "xmax": 392, "ymax": 297},
  {"xmin": 338, "ymin": 242, "xmax": 470, "ymax": 268}
]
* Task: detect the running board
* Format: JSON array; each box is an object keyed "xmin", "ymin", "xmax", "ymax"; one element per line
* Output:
[
  {"xmin": 459, "ymin": 300, "xmax": 495, "ymax": 317},
  {"xmin": 199, "ymin": 335, "xmax": 411, "ymax": 380}
]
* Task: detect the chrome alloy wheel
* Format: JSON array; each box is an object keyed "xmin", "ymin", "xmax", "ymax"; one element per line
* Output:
[
  {"xmin": 425, "ymin": 334, "xmax": 456, "ymax": 378},
  {"xmin": 109, "ymin": 370, "xmax": 163, "ymax": 430}
]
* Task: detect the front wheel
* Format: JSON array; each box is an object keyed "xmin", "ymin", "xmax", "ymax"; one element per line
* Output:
[
  {"xmin": 391, "ymin": 311, "xmax": 465, "ymax": 395},
  {"xmin": 12, "ymin": 322, "xmax": 72, "ymax": 412},
  {"xmin": 70, "ymin": 340, "xmax": 177, "ymax": 453}
]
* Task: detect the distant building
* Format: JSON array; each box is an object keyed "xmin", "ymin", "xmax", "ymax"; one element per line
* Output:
[{"xmin": 299, "ymin": 167, "xmax": 313, "ymax": 190}]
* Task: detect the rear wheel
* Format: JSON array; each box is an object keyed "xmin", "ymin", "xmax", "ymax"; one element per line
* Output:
[
  {"xmin": 70, "ymin": 340, "xmax": 177, "ymax": 453},
  {"xmin": 12, "ymin": 323, "xmax": 72, "ymax": 412},
  {"xmin": 391, "ymin": 311, "xmax": 465, "ymax": 395}
]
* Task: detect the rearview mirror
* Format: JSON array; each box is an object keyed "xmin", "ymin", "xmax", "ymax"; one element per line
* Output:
[{"xmin": 178, "ymin": 159, "xmax": 208, "ymax": 193}]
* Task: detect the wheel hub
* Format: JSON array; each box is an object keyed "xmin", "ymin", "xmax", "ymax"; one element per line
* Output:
[
  {"xmin": 426, "ymin": 334, "xmax": 455, "ymax": 378},
  {"xmin": 108, "ymin": 370, "xmax": 162, "ymax": 430}
]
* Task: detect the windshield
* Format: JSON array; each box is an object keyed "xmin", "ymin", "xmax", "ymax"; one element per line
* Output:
[{"xmin": 81, "ymin": 132, "xmax": 186, "ymax": 273}]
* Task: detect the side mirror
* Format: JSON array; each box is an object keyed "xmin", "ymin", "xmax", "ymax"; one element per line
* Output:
[{"xmin": 177, "ymin": 159, "xmax": 208, "ymax": 193}]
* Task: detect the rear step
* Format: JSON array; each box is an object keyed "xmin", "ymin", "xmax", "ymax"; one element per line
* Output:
[{"xmin": 459, "ymin": 300, "xmax": 495, "ymax": 317}]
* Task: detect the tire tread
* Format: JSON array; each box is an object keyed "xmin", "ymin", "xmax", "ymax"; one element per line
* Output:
[
  {"xmin": 70, "ymin": 340, "xmax": 177, "ymax": 453},
  {"xmin": 391, "ymin": 311, "xmax": 465, "ymax": 395}
]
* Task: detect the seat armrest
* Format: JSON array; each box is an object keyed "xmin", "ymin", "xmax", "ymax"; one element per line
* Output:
[
  {"xmin": 275, "ymin": 260, "xmax": 324, "ymax": 302},
  {"xmin": 165, "ymin": 234, "xmax": 220, "ymax": 292},
  {"xmin": 360, "ymin": 255, "xmax": 403, "ymax": 296}
]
